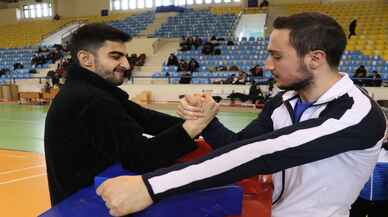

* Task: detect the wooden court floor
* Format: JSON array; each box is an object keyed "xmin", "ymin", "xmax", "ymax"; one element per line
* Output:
[
  {"xmin": 0, "ymin": 102, "xmax": 257, "ymax": 217},
  {"xmin": 0, "ymin": 149, "xmax": 50, "ymax": 217}
]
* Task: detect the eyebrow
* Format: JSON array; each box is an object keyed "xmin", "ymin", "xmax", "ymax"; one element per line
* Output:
[
  {"xmin": 108, "ymin": 51, "xmax": 126, "ymax": 56},
  {"xmin": 267, "ymin": 49, "xmax": 282, "ymax": 55}
]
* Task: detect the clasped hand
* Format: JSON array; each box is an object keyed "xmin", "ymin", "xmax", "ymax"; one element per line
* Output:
[
  {"xmin": 96, "ymin": 93, "xmax": 220, "ymax": 216},
  {"xmin": 180, "ymin": 93, "xmax": 220, "ymax": 138}
]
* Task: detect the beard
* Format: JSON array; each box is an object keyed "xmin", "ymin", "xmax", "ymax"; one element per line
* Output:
[
  {"xmin": 277, "ymin": 62, "xmax": 314, "ymax": 91},
  {"xmin": 95, "ymin": 62, "xmax": 126, "ymax": 86}
]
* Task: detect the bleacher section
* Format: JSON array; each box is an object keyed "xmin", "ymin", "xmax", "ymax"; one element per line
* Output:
[
  {"xmin": 0, "ymin": 20, "xmax": 71, "ymax": 48},
  {"xmin": 0, "ymin": 12, "xmax": 133, "ymax": 48},
  {"xmin": 339, "ymin": 51, "xmax": 388, "ymax": 80},
  {"xmin": 153, "ymin": 10, "xmax": 237, "ymax": 38},
  {"xmin": 108, "ymin": 12, "xmax": 155, "ymax": 37},
  {"xmin": 159, "ymin": 38, "xmax": 269, "ymax": 84},
  {"xmin": 0, "ymin": 48, "xmax": 37, "ymax": 84},
  {"xmin": 210, "ymin": 6, "xmax": 267, "ymax": 16},
  {"xmin": 157, "ymin": 37, "xmax": 388, "ymax": 84},
  {"xmin": 210, "ymin": 6, "xmax": 242, "ymax": 15},
  {"xmin": 288, "ymin": 1, "xmax": 388, "ymax": 59}
]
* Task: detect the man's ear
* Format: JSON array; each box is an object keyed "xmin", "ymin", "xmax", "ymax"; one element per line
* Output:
[
  {"xmin": 77, "ymin": 50, "xmax": 95, "ymax": 70},
  {"xmin": 306, "ymin": 50, "xmax": 326, "ymax": 70}
]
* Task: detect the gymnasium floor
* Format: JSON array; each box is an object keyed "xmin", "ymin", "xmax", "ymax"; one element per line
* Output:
[{"xmin": 0, "ymin": 103, "xmax": 258, "ymax": 217}]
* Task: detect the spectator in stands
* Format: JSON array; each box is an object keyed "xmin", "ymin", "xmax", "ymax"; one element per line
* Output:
[
  {"xmin": 228, "ymin": 80, "xmax": 264, "ymax": 103},
  {"xmin": 227, "ymin": 39, "xmax": 235, "ymax": 46},
  {"xmin": 223, "ymin": 73, "xmax": 235, "ymax": 84},
  {"xmin": 354, "ymin": 65, "xmax": 367, "ymax": 77},
  {"xmin": 46, "ymin": 70, "xmax": 55, "ymax": 79},
  {"xmin": 370, "ymin": 70, "xmax": 382, "ymax": 87},
  {"xmin": 29, "ymin": 69, "xmax": 37, "ymax": 74},
  {"xmin": 229, "ymin": 65, "xmax": 240, "ymax": 71},
  {"xmin": 51, "ymin": 72, "xmax": 61, "ymax": 87},
  {"xmin": 250, "ymin": 64, "xmax": 264, "ymax": 77},
  {"xmin": 0, "ymin": 68, "xmax": 8, "ymax": 77},
  {"xmin": 39, "ymin": 46, "xmax": 49, "ymax": 53},
  {"xmin": 193, "ymin": 36, "xmax": 202, "ymax": 50},
  {"xmin": 166, "ymin": 53, "xmax": 179, "ymax": 66},
  {"xmin": 232, "ymin": 70, "xmax": 247, "ymax": 85},
  {"xmin": 43, "ymin": 81, "xmax": 51, "ymax": 93},
  {"xmin": 96, "ymin": 13, "xmax": 386, "ymax": 217},
  {"xmin": 353, "ymin": 65, "xmax": 367, "ymax": 86},
  {"xmin": 214, "ymin": 47, "xmax": 221, "ymax": 55},
  {"xmin": 187, "ymin": 36, "xmax": 194, "ymax": 47},
  {"xmin": 188, "ymin": 58, "xmax": 199, "ymax": 73},
  {"xmin": 177, "ymin": 59, "xmax": 189, "ymax": 72},
  {"xmin": 136, "ymin": 53, "xmax": 146, "ymax": 66},
  {"xmin": 13, "ymin": 62, "xmax": 24, "ymax": 70},
  {"xmin": 31, "ymin": 54, "xmax": 39, "ymax": 68},
  {"xmin": 248, "ymin": 80, "xmax": 264, "ymax": 104},
  {"xmin": 127, "ymin": 53, "xmax": 138, "ymax": 66},
  {"xmin": 44, "ymin": 23, "xmax": 200, "ymax": 205},
  {"xmin": 53, "ymin": 14, "xmax": 60, "ymax": 20},
  {"xmin": 210, "ymin": 36, "xmax": 220, "ymax": 46},
  {"xmin": 180, "ymin": 36, "xmax": 192, "ymax": 51},
  {"xmin": 259, "ymin": 0, "xmax": 269, "ymax": 8},
  {"xmin": 179, "ymin": 71, "xmax": 192, "ymax": 84},
  {"xmin": 215, "ymin": 65, "xmax": 227, "ymax": 71},
  {"xmin": 348, "ymin": 18, "xmax": 357, "ymax": 39},
  {"xmin": 202, "ymin": 41, "xmax": 215, "ymax": 55},
  {"xmin": 264, "ymin": 78, "xmax": 275, "ymax": 101}
]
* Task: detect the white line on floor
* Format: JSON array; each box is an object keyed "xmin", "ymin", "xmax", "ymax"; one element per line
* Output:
[
  {"xmin": 0, "ymin": 165, "xmax": 45, "ymax": 175},
  {"xmin": 0, "ymin": 173, "xmax": 46, "ymax": 185}
]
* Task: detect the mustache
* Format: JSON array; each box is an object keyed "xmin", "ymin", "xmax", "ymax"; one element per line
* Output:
[{"xmin": 114, "ymin": 66, "xmax": 131, "ymax": 78}]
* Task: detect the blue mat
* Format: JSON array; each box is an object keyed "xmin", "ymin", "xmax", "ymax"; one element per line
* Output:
[{"xmin": 39, "ymin": 164, "xmax": 243, "ymax": 217}]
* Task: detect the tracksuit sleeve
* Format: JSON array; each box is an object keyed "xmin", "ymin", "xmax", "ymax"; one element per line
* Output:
[
  {"xmin": 202, "ymin": 96, "xmax": 279, "ymax": 149},
  {"xmin": 142, "ymin": 91, "xmax": 386, "ymax": 202}
]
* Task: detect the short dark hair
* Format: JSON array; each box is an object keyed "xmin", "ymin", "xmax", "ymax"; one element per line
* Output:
[
  {"xmin": 69, "ymin": 23, "xmax": 131, "ymax": 64},
  {"xmin": 273, "ymin": 12, "xmax": 346, "ymax": 69}
]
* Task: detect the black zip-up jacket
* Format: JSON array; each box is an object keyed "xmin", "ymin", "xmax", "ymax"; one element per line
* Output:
[{"xmin": 44, "ymin": 64, "xmax": 196, "ymax": 205}]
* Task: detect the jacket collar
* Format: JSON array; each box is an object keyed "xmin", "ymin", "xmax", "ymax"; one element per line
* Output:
[
  {"xmin": 66, "ymin": 63, "xmax": 129, "ymax": 102},
  {"xmin": 282, "ymin": 73, "xmax": 354, "ymax": 105}
]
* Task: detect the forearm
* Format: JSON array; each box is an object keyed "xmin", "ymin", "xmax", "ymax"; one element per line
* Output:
[
  {"xmin": 118, "ymin": 123, "xmax": 197, "ymax": 173},
  {"xmin": 142, "ymin": 111, "xmax": 386, "ymax": 202}
]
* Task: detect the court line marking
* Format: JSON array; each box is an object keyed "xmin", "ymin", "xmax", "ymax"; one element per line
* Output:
[
  {"xmin": 0, "ymin": 154, "xmax": 28, "ymax": 159},
  {"xmin": 0, "ymin": 173, "xmax": 46, "ymax": 185},
  {"xmin": 0, "ymin": 164, "xmax": 45, "ymax": 175}
]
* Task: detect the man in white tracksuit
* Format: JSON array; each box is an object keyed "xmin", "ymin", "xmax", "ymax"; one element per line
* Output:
[{"xmin": 97, "ymin": 12, "xmax": 387, "ymax": 217}]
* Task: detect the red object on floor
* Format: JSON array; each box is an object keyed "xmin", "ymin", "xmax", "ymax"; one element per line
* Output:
[{"xmin": 177, "ymin": 139, "xmax": 272, "ymax": 217}]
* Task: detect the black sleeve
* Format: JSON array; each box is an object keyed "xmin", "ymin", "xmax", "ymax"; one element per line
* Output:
[
  {"xmin": 87, "ymin": 98, "xmax": 197, "ymax": 173},
  {"xmin": 124, "ymin": 100, "xmax": 184, "ymax": 136},
  {"xmin": 202, "ymin": 94, "xmax": 280, "ymax": 149}
]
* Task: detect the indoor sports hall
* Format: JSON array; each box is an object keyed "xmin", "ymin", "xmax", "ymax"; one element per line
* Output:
[{"xmin": 0, "ymin": 0, "xmax": 387, "ymax": 216}]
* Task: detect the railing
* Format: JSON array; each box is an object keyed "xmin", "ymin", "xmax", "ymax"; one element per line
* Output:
[
  {"xmin": 1, "ymin": 76, "xmax": 50, "ymax": 84},
  {"xmin": 40, "ymin": 20, "xmax": 87, "ymax": 41}
]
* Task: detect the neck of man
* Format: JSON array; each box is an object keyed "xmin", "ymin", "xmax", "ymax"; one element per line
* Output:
[{"xmin": 298, "ymin": 68, "xmax": 342, "ymax": 103}]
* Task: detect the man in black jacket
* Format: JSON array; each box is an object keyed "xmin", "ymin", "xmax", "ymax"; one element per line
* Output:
[{"xmin": 44, "ymin": 23, "xmax": 201, "ymax": 205}]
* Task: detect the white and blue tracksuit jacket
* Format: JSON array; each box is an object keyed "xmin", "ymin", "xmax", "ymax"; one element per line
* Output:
[{"xmin": 142, "ymin": 74, "xmax": 387, "ymax": 217}]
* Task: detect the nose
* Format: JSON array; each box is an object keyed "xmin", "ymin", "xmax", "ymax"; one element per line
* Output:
[
  {"xmin": 121, "ymin": 56, "xmax": 130, "ymax": 69},
  {"xmin": 265, "ymin": 56, "xmax": 274, "ymax": 71}
]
